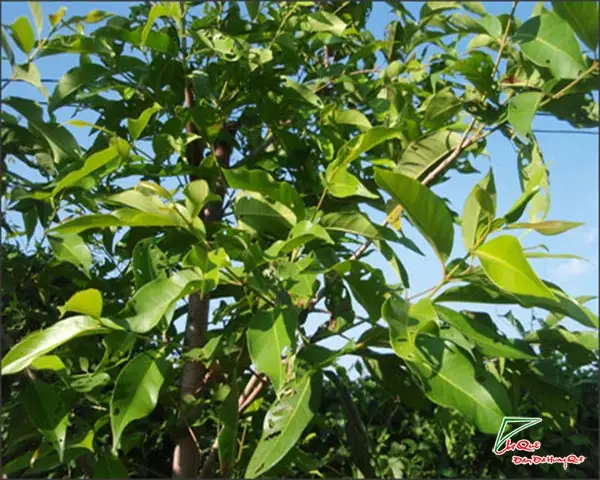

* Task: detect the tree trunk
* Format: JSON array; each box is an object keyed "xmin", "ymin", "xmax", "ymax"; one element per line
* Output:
[{"xmin": 171, "ymin": 85, "xmax": 232, "ymax": 477}]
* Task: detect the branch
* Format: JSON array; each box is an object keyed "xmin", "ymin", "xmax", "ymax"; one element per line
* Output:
[{"xmin": 199, "ymin": 372, "xmax": 267, "ymax": 478}]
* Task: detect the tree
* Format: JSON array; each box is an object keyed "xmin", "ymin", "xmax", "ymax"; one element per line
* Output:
[{"xmin": 1, "ymin": 1, "xmax": 598, "ymax": 478}]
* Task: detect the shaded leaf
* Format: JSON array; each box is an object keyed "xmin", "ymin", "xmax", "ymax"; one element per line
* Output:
[
  {"xmin": 48, "ymin": 234, "xmax": 92, "ymax": 275},
  {"xmin": 245, "ymin": 373, "xmax": 322, "ymax": 478},
  {"xmin": 110, "ymin": 351, "xmax": 168, "ymax": 454},
  {"xmin": 49, "ymin": 64, "xmax": 108, "ymax": 112},
  {"xmin": 506, "ymin": 220, "xmax": 584, "ymax": 236},
  {"xmin": 93, "ymin": 455, "xmax": 129, "ymax": 479},
  {"xmin": 552, "ymin": 1, "xmax": 599, "ymax": 52},
  {"xmin": 508, "ymin": 92, "xmax": 542, "ymax": 137}
]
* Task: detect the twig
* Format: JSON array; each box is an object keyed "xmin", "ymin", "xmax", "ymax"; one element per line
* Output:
[{"xmin": 199, "ymin": 373, "xmax": 267, "ymax": 477}]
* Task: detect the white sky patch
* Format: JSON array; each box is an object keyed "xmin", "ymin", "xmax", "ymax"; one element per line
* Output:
[{"xmin": 551, "ymin": 259, "xmax": 591, "ymax": 279}]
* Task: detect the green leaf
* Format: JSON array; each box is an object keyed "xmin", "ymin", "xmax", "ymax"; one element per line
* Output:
[
  {"xmin": 325, "ymin": 164, "xmax": 378, "ymax": 199},
  {"xmin": 110, "ymin": 351, "xmax": 168, "ymax": 454},
  {"xmin": 247, "ymin": 307, "xmax": 297, "ymax": 393},
  {"xmin": 552, "ymin": 1, "xmax": 598, "ymax": 52},
  {"xmin": 283, "ymin": 77, "xmax": 323, "ymax": 108},
  {"xmin": 436, "ymin": 278, "xmax": 598, "ymax": 329},
  {"xmin": 525, "ymin": 252, "xmax": 588, "ymax": 261},
  {"xmin": 184, "ymin": 179, "xmax": 218, "ymax": 218},
  {"xmin": 423, "ymin": 88, "xmax": 462, "ymax": 129},
  {"xmin": 52, "ymin": 145, "xmax": 119, "ymax": 196},
  {"xmin": 383, "ymin": 296, "xmax": 439, "ymax": 359},
  {"xmin": 24, "ymin": 380, "xmax": 69, "ymax": 461},
  {"xmin": 514, "ymin": 13, "xmax": 586, "ymax": 79},
  {"xmin": 502, "ymin": 166, "xmax": 545, "ymax": 224},
  {"xmin": 117, "ymin": 277, "xmax": 187, "ymax": 333},
  {"xmin": 132, "ymin": 238, "xmax": 168, "ymax": 289},
  {"xmin": 48, "ymin": 234, "xmax": 92, "ymax": 275},
  {"xmin": 127, "ymin": 103, "xmax": 161, "ymax": 141},
  {"xmin": 333, "ymin": 127, "xmax": 403, "ymax": 170},
  {"xmin": 274, "ymin": 220, "xmax": 334, "ymax": 255},
  {"xmin": 9, "ymin": 16, "xmax": 35, "ymax": 55},
  {"xmin": 462, "ymin": 169, "xmax": 496, "ymax": 251},
  {"xmin": 28, "ymin": 2, "xmax": 43, "ymax": 37},
  {"xmin": 141, "ymin": 2, "xmax": 181, "ymax": 47},
  {"xmin": 319, "ymin": 211, "xmax": 380, "ymax": 239},
  {"xmin": 324, "ymin": 371, "xmax": 376, "ymax": 478},
  {"xmin": 245, "ymin": 373, "xmax": 322, "ymax": 478},
  {"xmin": 30, "ymin": 355, "xmax": 66, "ymax": 371},
  {"xmin": 4, "ymin": 97, "xmax": 80, "ymax": 164},
  {"xmin": 1, "ymin": 27, "xmax": 16, "ymax": 65},
  {"xmin": 508, "ymin": 92, "xmax": 542, "ymax": 138},
  {"xmin": 11, "ymin": 62, "xmax": 47, "ymax": 97},
  {"xmin": 436, "ymin": 306, "xmax": 535, "ymax": 359},
  {"xmin": 1, "ymin": 316, "xmax": 108, "ymax": 375},
  {"xmin": 303, "ymin": 11, "xmax": 347, "ymax": 36},
  {"xmin": 49, "ymin": 64, "xmax": 108, "ymax": 112},
  {"xmin": 224, "ymin": 168, "xmax": 305, "ymax": 219},
  {"xmin": 375, "ymin": 169, "xmax": 454, "ymax": 263},
  {"xmin": 59, "ymin": 289, "xmax": 103, "ymax": 318},
  {"xmin": 332, "ymin": 109, "xmax": 372, "ymax": 131},
  {"xmin": 407, "ymin": 335, "xmax": 511, "ymax": 434},
  {"xmin": 218, "ymin": 380, "xmax": 239, "ymax": 477},
  {"xmin": 93, "ymin": 455, "xmax": 129, "ymax": 479},
  {"xmin": 395, "ymin": 130, "xmax": 462, "ymax": 180},
  {"xmin": 49, "ymin": 7, "xmax": 66, "ymax": 27},
  {"xmin": 235, "ymin": 196, "xmax": 296, "ymax": 238},
  {"xmin": 475, "ymin": 235, "xmax": 556, "ymax": 300},
  {"xmin": 506, "ymin": 220, "xmax": 584, "ymax": 236}
]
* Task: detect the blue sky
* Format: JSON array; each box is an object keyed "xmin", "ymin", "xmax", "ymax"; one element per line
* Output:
[{"xmin": 2, "ymin": 2, "xmax": 597, "ymax": 359}]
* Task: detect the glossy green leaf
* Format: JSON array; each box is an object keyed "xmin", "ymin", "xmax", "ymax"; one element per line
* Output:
[
  {"xmin": 4, "ymin": 97, "xmax": 80, "ymax": 164},
  {"xmin": 117, "ymin": 277, "xmax": 186, "ymax": 333},
  {"xmin": 436, "ymin": 273, "xmax": 598, "ymax": 329},
  {"xmin": 407, "ymin": 335, "xmax": 511, "ymax": 434},
  {"xmin": 110, "ymin": 351, "xmax": 168, "ymax": 454},
  {"xmin": 462, "ymin": 169, "xmax": 497, "ymax": 251},
  {"xmin": 508, "ymin": 92, "xmax": 542, "ymax": 137},
  {"xmin": 333, "ymin": 127, "xmax": 403, "ymax": 170},
  {"xmin": 272, "ymin": 220, "xmax": 334, "ymax": 255},
  {"xmin": 58, "ymin": 289, "xmax": 103, "ymax": 318},
  {"xmin": 514, "ymin": 13, "xmax": 586, "ymax": 79},
  {"xmin": 127, "ymin": 103, "xmax": 161, "ymax": 141},
  {"xmin": 324, "ymin": 371, "xmax": 376, "ymax": 478},
  {"xmin": 436, "ymin": 306, "xmax": 535, "ymax": 359},
  {"xmin": 70, "ymin": 372, "xmax": 112, "ymax": 393},
  {"xmin": 375, "ymin": 169, "xmax": 454, "ymax": 263},
  {"xmin": 283, "ymin": 77, "xmax": 323, "ymax": 108},
  {"xmin": 383, "ymin": 296, "xmax": 439, "ymax": 359},
  {"xmin": 49, "ymin": 64, "xmax": 108, "ymax": 112},
  {"xmin": 93, "ymin": 455, "xmax": 129, "ymax": 479},
  {"xmin": 395, "ymin": 130, "xmax": 462, "ymax": 180},
  {"xmin": 506, "ymin": 220, "xmax": 584, "ymax": 236},
  {"xmin": 247, "ymin": 307, "xmax": 297, "ymax": 393},
  {"xmin": 245, "ymin": 373, "xmax": 322, "ymax": 478},
  {"xmin": 319, "ymin": 211, "xmax": 380, "ymax": 239},
  {"xmin": 423, "ymin": 89, "xmax": 462, "ymax": 129},
  {"xmin": 49, "ymin": 6, "xmax": 66, "ymax": 27},
  {"xmin": 48, "ymin": 234, "xmax": 92, "ymax": 275},
  {"xmin": 9, "ymin": 16, "xmax": 35, "ymax": 54},
  {"xmin": 325, "ymin": 164, "xmax": 378, "ymax": 199},
  {"xmin": 2, "ymin": 316, "xmax": 108, "ymax": 375},
  {"xmin": 132, "ymin": 238, "xmax": 168, "ymax": 288},
  {"xmin": 525, "ymin": 252, "xmax": 588, "ymax": 261},
  {"xmin": 303, "ymin": 11, "xmax": 347, "ymax": 36},
  {"xmin": 218, "ymin": 379, "xmax": 239, "ymax": 477},
  {"xmin": 52, "ymin": 146, "xmax": 118, "ymax": 196},
  {"xmin": 11, "ymin": 62, "xmax": 47, "ymax": 98},
  {"xmin": 30, "ymin": 355, "xmax": 66, "ymax": 371},
  {"xmin": 224, "ymin": 168, "xmax": 305, "ymax": 219},
  {"xmin": 1, "ymin": 27, "xmax": 16, "ymax": 65},
  {"xmin": 24, "ymin": 380, "xmax": 69, "ymax": 461},
  {"xmin": 552, "ymin": 1, "xmax": 599, "ymax": 52},
  {"xmin": 333, "ymin": 109, "xmax": 372, "ymax": 131},
  {"xmin": 475, "ymin": 235, "xmax": 556, "ymax": 300},
  {"xmin": 184, "ymin": 179, "xmax": 217, "ymax": 218},
  {"xmin": 28, "ymin": 2, "xmax": 43, "ymax": 37},
  {"xmin": 141, "ymin": 2, "xmax": 181, "ymax": 47},
  {"xmin": 235, "ymin": 196, "xmax": 296, "ymax": 237}
]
